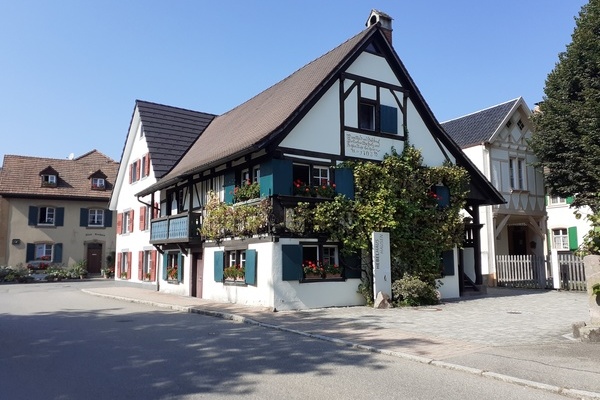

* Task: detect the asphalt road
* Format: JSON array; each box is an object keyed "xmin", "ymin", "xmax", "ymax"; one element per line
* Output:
[{"xmin": 0, "ymin": 281, "xmax": 573, "ymax": 400}]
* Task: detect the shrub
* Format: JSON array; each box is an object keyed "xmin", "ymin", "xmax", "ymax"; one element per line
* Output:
[{"xmin": 392, "ymin": 274, "xmax": 440, "ymax": 306}]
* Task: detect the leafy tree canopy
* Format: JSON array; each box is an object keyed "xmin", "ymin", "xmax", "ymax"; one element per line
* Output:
[{"xmin": 530, "ymin": 0, "xmax": 600, "ymax": 213}]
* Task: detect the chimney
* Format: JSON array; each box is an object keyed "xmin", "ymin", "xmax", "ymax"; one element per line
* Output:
[{"xmin": 366, "ymin": 9, "xmax": 393, "ymax": 45}]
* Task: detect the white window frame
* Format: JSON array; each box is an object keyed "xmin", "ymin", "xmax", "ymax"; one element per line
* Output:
[
  {"xmin": 509, "ymin": 157, "xmax": 527, "ymax": 191},
  {"xmin": 322, "ymin": 246, "xmax": 338, "ymax": 266},
  {"xmin": 552, "ymin": 228, "xmax": 569, "ymax": 250},
  {"xmin": 38, "ymin": 207, "xmax": 55, "ymax": 225},
  {"xmin": 312, "ymin": 166, "xmax": 330, "ymax": 187},
  {"xmin": 141, "ymin": 155, "xmax": 148, "ymax": 178},
  {"xmin": 42, "ymin": 174, "xmax": 57, "ymax": 185},
  {"xmin": 88, "ymin": 209, "xmax": 104, "ymax": 227},
  {"xmin": 92, "ymin": 177, "xmax": 105, "ymax": 189},
  {"xmin": 35, "ymin": 243, "xmax": 53, "ymax": 260},
  {"xmin": 550, "ymin": 196, "xmax": 566, "ymax": 205},
  {"xmin": 252, "ymin": 166, "xmax": 260, "ymax": 183},
  {"xmin": 123, "ymin": 210, "xmax": 131, "ymax": 234},
  {"xmin": 131, "ymin": 160, "xmax": 140, "ymax": 183},
  {"xmin": 143, "ymin": 250, "xmax": 152, "ymax": 279}
]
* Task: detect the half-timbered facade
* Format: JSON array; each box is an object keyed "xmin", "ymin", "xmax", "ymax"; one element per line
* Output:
[
  {"xmin": 135, "ymin": 11, "xmax": 504, "ymax": 308},
  {"xmin": 442, "ymin": 98, "xmax": 546, "ymax": 285}
]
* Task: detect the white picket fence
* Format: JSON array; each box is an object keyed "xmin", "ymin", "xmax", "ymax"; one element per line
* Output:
[{"xmin": 495, "ymin": 252, "xmax": 586, "ymax": 291}]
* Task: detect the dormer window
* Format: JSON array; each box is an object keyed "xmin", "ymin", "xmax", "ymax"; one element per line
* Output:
[
  {"xmin": 41, "ymin": 174, "xmax": 57, "ymax": 187},
  {"xmin": 92, "ymin": 177, "xmax": 105, "ymax": 190}
]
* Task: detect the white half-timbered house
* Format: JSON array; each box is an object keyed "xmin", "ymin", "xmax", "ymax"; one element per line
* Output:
[{"xmin": 134, "ymin": 11, "xmax": 504, "ymax": 308}]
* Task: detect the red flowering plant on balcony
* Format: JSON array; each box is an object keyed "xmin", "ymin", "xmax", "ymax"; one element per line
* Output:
[
  {"xmin": 232, "ymin": 180, "xmax": 260, "ymax": 203},
  {"xmin": 293, "ymin": 179, "xmax": 336, "ymax": 198},
  {"xmin": 302, "ymin": 260, "xmax": 325, "ymax": 277}
]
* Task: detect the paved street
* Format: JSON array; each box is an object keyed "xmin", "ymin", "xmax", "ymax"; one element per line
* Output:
[
  {"xmin": 0, "ymin": 281, "xmax": 589, "ymax": 400},
  {"xmin": 81, "ymin": 281, "xmax": 600, "ymax": 398}
]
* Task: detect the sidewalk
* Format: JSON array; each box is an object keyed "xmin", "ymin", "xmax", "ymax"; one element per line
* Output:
[{"xmin": 82, "ymin": 284, "xmax": 600, "ymax": 399}]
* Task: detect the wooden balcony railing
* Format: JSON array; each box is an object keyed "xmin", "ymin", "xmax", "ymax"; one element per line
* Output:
[{"xmin": 149, "ymin": 212, "xmax": 202, "ymax": 244}]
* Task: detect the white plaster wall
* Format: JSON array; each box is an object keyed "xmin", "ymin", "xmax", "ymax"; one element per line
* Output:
[
  {"xmin": 158, "ymin": 253, "xmax": 190, "ymax": 296},
  {"xmin": 114, "ymin": 115, "xmax": 159, "ymax": 285},
  {"xmin": 437, "ymin": 248, "xmax": 460, "ymax": 299},
  {"xmin": 278, "ymin": 81, "xmax": 340, "ymax": 155},
  {"xmin": 547, "ymin": 203, "xmax": 593, "ymax": 246},
  {"xmin": 407, "ymin": 100, "xmax": 453, "ymax": 166},
  {"xmin": 272, "ymin": 239, "xmax": 365, "ymax": 310},
  {"xmin": 345, "ymin": 52, "xmax": 402, "ymax": 86},
  {"xmin": 202, "ymin": 243, "xmax": 275, "ymax": 308}
]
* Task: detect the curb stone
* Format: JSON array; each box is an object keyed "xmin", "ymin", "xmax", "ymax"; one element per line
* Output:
[{"xmin": 82, "ymin": 289, "xmax": 600, "ymax": 400}]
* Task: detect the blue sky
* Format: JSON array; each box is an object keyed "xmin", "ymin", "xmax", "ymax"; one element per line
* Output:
[{"xmin": 0, "ymin": 1, "xmax": 587, "ymax": 162}]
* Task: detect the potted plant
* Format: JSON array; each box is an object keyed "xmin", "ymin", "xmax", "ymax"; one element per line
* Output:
[
  {"xmin": 101, "ymin": 266, "xmax": 113, "ymax": 279},
  {"xmin": 167, "ymin": 265, "xmax": 178, "ymax": 281},
  {"xmin": 303, "ymin": 260, "xmax": 324, "ymax": 279}
]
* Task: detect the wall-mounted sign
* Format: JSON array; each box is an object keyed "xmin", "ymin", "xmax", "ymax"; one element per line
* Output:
[{"xmin": 345, "ymin": 131, "xmax": 402, "ymax": 161}]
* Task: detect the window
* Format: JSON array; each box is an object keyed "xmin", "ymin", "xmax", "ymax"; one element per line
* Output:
[
  {"xmin": 509, "ymin": 157, "xmax": 526, "ymax": 190},
  {"xmin": 553, "ymin": 229, "xmax": 569, "ymax": 250},
  {"xmin": 517, "ymin": 119, "xmax": 525, "ymax": 130},
  {"xmin": 506, "ymin": 120, "xmax": 513, "ymax": 129},
  {"xmin": 358, "ymin": 99, "xmax": 398, "ymax": 134},
  {"xmin": 38, "ymin": 207, "xmax": 55, "ymax": 225},
  {"xmin": 550, "ymin": 196, "xmax": 566, "ymax": 205},
  {"xmin": 301, "ymin": 244, "xmax": 339, "ymax": 279},
  {"xmin": 141, "ymin": 154, "xmax": 149, "ymax": 178},
  {"xmin": 88, "ymin": 209, "xmax": 104, "ymax": 226},
  {"xmin": 252, "ymin": 166, "xmax": 260, "ymax": 183},
  {"xmin": 241, "ymin": 169, "xmax": 250, "ymax": 185},
  {"xmin": 119, "ymin": 252, "xmax": 130, "ymax": 279},
  {"xmin": 312, "ymin": 166, "xmax": 330, "ymax": 186},
  {"xmin": 119, "ymin": 210, "xmax": 134, "ymax": 234},
  {"xmin": 359, "ymin": 101, "xmax": 375, "ymax": 130},
  {"xmin": 142, "ymin": 250, "xmax": 152, "ymax": 280},
  {"xmin": 35, "ymin": 244, "xmax": 53, "ymax": 261},
  {"xmin": 41, "ymin": 174, "xmax": 57, "ymax": 187},
  {"xmin": 92, "ymin": 177, "xmax": 105, "ymax": 190},
  {"xmin": 165, "ymin": 252, "xmax": 183, "ymax": 282},
  {"xmin": 130, "ymin": 160, "xmax": 140, "ymax": 183}
]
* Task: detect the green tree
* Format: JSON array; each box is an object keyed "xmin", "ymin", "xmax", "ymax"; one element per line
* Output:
[{"xmin": 530, "ymin": 0, "xmax": 600, "ymax": 213}]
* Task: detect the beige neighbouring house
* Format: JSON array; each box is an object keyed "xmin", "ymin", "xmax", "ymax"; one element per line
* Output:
[{"xmin": 0, "ymin": 150, "xmax": 118, "ymax": 272}]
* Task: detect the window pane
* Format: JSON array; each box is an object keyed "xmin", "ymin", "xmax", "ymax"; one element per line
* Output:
[{"xmin": 359, "ymin": 102, "xmax": 375, "ymax": 130}]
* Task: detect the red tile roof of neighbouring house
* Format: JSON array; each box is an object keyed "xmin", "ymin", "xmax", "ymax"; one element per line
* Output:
[{"xmin": 0, "ymin": 150, "xmax": 118, "ymax": 200}]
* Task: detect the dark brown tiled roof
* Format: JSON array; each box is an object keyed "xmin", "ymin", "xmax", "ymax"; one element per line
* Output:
[
  {"xmin": 441, "ymin": 99, "xmax": 519, "ymax": 148},
  {"xmin": 0, "ymin": 150, "xmax": 118, "ymax": 200},
  {"xmin": 135, "ymin": 101, "xmax": 216, "ymax": 178},
  {"xmin": 158, "ymin": 25, "xmax": 377, "ymax": 185}
]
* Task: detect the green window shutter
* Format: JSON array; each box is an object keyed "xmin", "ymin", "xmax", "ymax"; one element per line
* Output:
[
  {"xmin": 544, "ymin": 195, "xmax": 548, "ymax": 206},
  {"xmin": 55, "ymin": 207, "xmax": 65, "ymax": 226},
  {"xmin": 177, "ymin": 253, "xmax": 183, "ymax": 282},
  {"xmin": 260, "ymin": 159, "xmax": 293, "ymax": 197},
  {"xmin": 380, "ymin": 105, "xmax": 398, "ymax": 134},
  {"xmin": 245, "ymin": 249, "xmax": 257, "ymax": 285},
  {"xmin": 54, "ymin": 243, "xmax": 63, "ymax": 263},
  {"xmin": 566, "ymin": 196, "xmax": 574, "ymax": 205},
  {"xmin": 162, "ymin": 254, "xmax": 168, "ymax": 280},
  {"xmin": 80, "ymin": 208, "xmax": 88, "ymax": 227},
  {"xmin": 335, "ymin": 168, "xmax": 354, "ymax": 200},
  {"xmin": 282, "ymin": 244, "xmax": 302, "ymax": 281},
  {"xmin": 568, "ymin": 227, "xmax": 578, "ymax": 251},
  {"xmin": 340, "ymin": 252, "xmax": 362, "ymax": 279},
  {"xmin": 224, "ymin": 171, "xmax": 236, "ymax": 204},
  {"xmin": 104, "ymin": 210, "xmax": 113, "ymax": 227},
  {"xmin": 441, "ymin": 250, "xmax": 455, "ymax": 276},
  {"xmin": 28, "ymin": 206, "xmax": 38, "ymax": 226},
  {"xmin": 214, "ymin": 251, "xmax": 224, "ymax": 282},
  {"xmin": 26, "ymin": 243, "xmax": 35, "ymax": 262}
]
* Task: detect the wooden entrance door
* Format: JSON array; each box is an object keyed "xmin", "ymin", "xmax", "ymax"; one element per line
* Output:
[
  {"xmin": 86, "ymin": 243, "xmax": 103, "ymax": 274},
  {"xmin": 191, "ymin": 252, "xmax": 203, "ymax": 298}
]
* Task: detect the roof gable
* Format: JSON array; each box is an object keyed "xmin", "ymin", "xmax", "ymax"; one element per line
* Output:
[{"xmin": 441, "ymin": 99, "xmax": 520, "ymax": 148}]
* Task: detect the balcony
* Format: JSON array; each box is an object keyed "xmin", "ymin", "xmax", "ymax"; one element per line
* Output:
[{"xmin": 149, "ymin": 212, "xmax": 202, "ymax": 244}]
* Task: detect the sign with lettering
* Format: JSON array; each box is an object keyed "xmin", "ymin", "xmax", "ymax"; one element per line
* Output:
[
  {"xmin": 345, "ymin": 131, "xmax": 402, "ymax": 161},
  {"xmin": 372, "ymin": 232, "xmax": 391, "ymax": 299}
]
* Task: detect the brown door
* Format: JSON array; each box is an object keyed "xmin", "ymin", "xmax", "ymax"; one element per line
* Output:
[
  {"xmin": 191, "ymin": 252, "xmax": 203, "ymax": 298},
  {"xmin": 87, "ymin": 243, "xmax": 103, "ymax": 274},
  {"xmin": 508, "ymin": 226, "xmax": 528, "ymax": 255}
]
